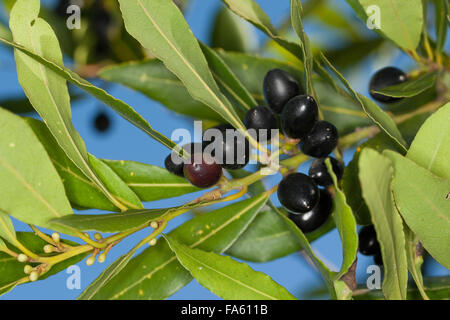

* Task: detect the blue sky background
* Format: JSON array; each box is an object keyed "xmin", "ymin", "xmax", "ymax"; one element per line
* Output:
[{"xmin": 0, "ymin": 0, "xmax": 448, "ymax": 300}]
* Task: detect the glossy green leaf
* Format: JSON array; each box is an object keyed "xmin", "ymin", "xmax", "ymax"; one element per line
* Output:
[
  {"xmin": 359, "ymin": 149, "xmax": 408, "ymax": 300},
  {"xmin": 25, "ymin": 118, "xmax": 116, "ymax": 211},
  {"xmin": 227, "ymin": 207, "xmax": 335, "ymax": 262},
  {"xmin": 320, "ymin": 53, "xmax": 407, "ymax": 150},
  {"xmin": 104, "ymin": 159, "xmax": 200, "ymax": 202},
  {"xmin": 117, "ymin": 0, "xmax": 245, "ymax": 133},
  {"xmin": 325, "ymin": 159, "xmax": 358, "ymax": 280},
  {"xmin": 404, "ymin": 225, "xmax": 429, "ymax": 300},
  {"xmin": 84, "ymin": 194, "xmax": 268, "ymax": 300},
  {"xmin": 372, "ymin": 72, "xmax": 437, "ymax": 98},
  {"xmin": 211, "ymin": 6, "xmax": 257, "ymax": 53},
  {"xmin": 407, "ymin": 102, "xmax": 450, "ymax": 180},
  {"xmin": 0, "ymin": 212, "xmax": 16, "ymax": 246},
  {"xmin": 200, "ymin": 42, "xmax": 257, "ymax": 113},
  {"xmin": 0, "ymin": 108, "xmax": 73, "ymax": 234},
  {"xmin": 8, "ymin": 0, "xmax": 127, "ymax": 211},
  {"xmin": 385, "ymin": 150, "xmax": 450, "ymax": 269},
  {"xmin": 0, "ymin": 232, "xmax": 88, "ymax": 296},
  {"xmin": 99, "ymin": 60, "xmax": 222, "ymax": 121},
  {"xmin": 0, "ymin": 20, "xmax": 11, "ymax": 41},
  {"xmin": 88, "ymin": 156, "xmax": 143, "ymax": 210},
  {"xmin": 357, "ymin": 0, "xmax": 423, "ymax": 51},
  {"xmin": 434, "ymin": 0, "xmax": 449, "ymax": 54},
  {"xmin": 165, "ymin": 235, "xmax": 297, "ymax": 300},
  {"xmin": 0, "ymin": 238, "xmax": 6, "ymax": 252}
]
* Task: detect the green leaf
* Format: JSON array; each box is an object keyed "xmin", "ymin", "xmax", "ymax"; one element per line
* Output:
[
  {"xmin": 0, "ymin": 238, "xmax": 6, "ymax": 252},
  {"xmin": 319, "ymin": 53, "xmax": 407, "ymax": 150},
  {"xmin": 291, "ymin": 0, "xmax": 314, "ymax": 97},
  {"xmin": 99, "ymin": 60, "xmax": 222, "ymax": 121},
  {"xmin": 404, "ymin": 225, "xmax": 429, "ymax": 300},
  {"xmin": 88, "ymin": 156, "xmax": 143, "ymax": 210},
  {"xmin": 0, "ymin": 212, "xmax": 16, "ymax": 246},
  {"xmin": 407, "ymin": 102, "xmax": 450, "ymax": 180},
  {"xmin": 0, "ymin": 232, "xmax": 88, "ymax": 296},
  {"xmin": 200, "ymin": 42, "xmax": 257, "ymax": 113},
  {"xmin": 0, "ymin": 108, "xmax": 73, "ymax": 234},
  {"xmin": 357, "ymin": 0, "xmax": 424, "ymax": 51},
  {"xmin": 325, "ymin": 159, "xmax": 358, "ymax": 280},
  {"xmin": 211, "ymin": 6, "xmax": 256, "ymax": 53},
  {"xmin": 117, "ymin": 0, "xmax": 245, "ymax": 133},
  {"xmin": 434, "ymin": 0, "xmax": 449, "ymax": 54},
  {"xmin": 0, "ymin": 20, "xmax": 11, "ymax": 41},
  {"xmin": 372, "ymin": 72, "xmax": 437, "ymax": 98},
  {"xmin": 24, "ymin": 118, "xmax": 116, "ymax": 211},
  {"xmin": 358, "ymin": 149, "xmax": 408, "ymax": 300},
  {"xmin": 8, "ymin": 0, "xmax": 126, "ymax": 211},
  {"xmin": 104, "ymin": 159, "xmax": 200, "ymax": 202},
  {"xmin": 83, "ymin": 194, "xmax": 268, "ymax": 300},
  {"xmin": 384, "ymin": 150, "xmax": 450, "ymax": 269},
  {"xmin": 227, "ymin": 207, "xmax": 335, "ymax": 262},
  {"xmin": 165, "ymin": 235, "xmax": 297, "ymax": 300}
]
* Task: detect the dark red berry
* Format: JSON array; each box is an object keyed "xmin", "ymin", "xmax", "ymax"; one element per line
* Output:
[
  {"xmin": 202, "ymin": 124, "xmax": 250, "ymax": 170},
  {"xmin": 164, "ymin": 143, "xmax": 203, "ymax": 177},
  {"xmin": 263, "ymin": 69, "xmax": 300, "ymax": 114},
  {"xmin": 184, "ymin": 154, "xmax": 223, "ymax": 188},
  {"xmin": 281, "ymin": 95, "xmax": 318, "ymax": 139},
  {"xmin": 369, "ymin": 67, "xmax": 407, "ymax": 104},
  {"xmin": 244, "ymin": 106, "xmax": 278, "ymax": 142},
  {"xmin": 93, "ymin": 112, "xmax": 111, "ymax": 133},
  {"xmin": 308, "ymin": 157, "xmax": 344, "ymax": 187},
  {"xmin": 277, "ymin": 172, "xmax": 319, "ymax": 214},
  {"xmin": 289, "ymin": 189, "xmax": 333, "ymax": 233},
  {"xmin": 299, "ymin": 121, "xmax": 338, "ymax": 158},
  {"xmin": 358, "ymin": 225, "xmax": 380, "ymax": 256}
]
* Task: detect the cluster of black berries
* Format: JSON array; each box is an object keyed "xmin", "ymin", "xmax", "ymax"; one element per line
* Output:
[
  {"xmin": 262, "ymin": 69, "xmax": 342, "ymax": 233},
  {"xmin": 358, "ymin": 225, "xmax": 382, "ymax": 265}
]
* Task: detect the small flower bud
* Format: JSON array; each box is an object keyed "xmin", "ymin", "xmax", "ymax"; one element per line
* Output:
[
  {"xmin": 86, "ymin": 256, "xmax": 95, "ymax": 266},
  {"xmin": 94, "ymin": 233, "xmax": 103, "ymax": 241},
  {"xmin": 98, "ymin": 253, "xmax": 106, "ymax": 263},
  {"xmin": 149, "ymin": 238, "xmax": 157, "ymax": 246},
  {"xmin": 29, "ymin": 271, "xmax": 39, "ymax": 282},
  {"xmin": 24, "ymin": 265, "xmax": 33, "ymax": 274},
  {"xmin": 51, "ymin": 232, "xmax": 60, "ymax": 243},
  {"xmin": 17, "ymin": 254, "xmax": 28, "ymax": 263},
  {"xmin": 150, "ymin": 221, "xmax": 158, "ymax": 229},
  {"xmin": 43, "ymin": 245, "xmax": 54, "ymax": 254}
]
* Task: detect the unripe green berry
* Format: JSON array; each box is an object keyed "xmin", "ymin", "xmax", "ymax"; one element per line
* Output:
[
  {"xmin": 43, "ymin": 245, "xmax": 54, "ymax": 254},
  {"xmin": 94, "ymin": 233, "xmax": 103, "ymax": 241},
  {"xmin": 24, "ymin": 265, "xmax": 33, "ymax": 274},
  {"xmin": 86, "ymin": 256, "xmax": 95, "ymax": 266},
  {"xmin": 17, "ymin": 254, "xmax": 28, "ymax": 263},
  {"xmin": 150, "ymin": 221, "xmax": 158, "ymax": 229},
  {"xmin": 29, "ymin": 271, "xmax": 39, "ymax": 282},
  {"xmin": 98, "ymin": 253, "xmax": 106, "ymax": 263},
  {"xmin": 51, "ymin": 232, "xmax": 60, "ymax": 243},
  {"xmin": 149, "ymin": 238, "xmax": 157, "ymax": 246}
]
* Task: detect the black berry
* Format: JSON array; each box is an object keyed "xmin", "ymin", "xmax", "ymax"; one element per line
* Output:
[
  {"xmin": 289, "ymin": 189, "xmax": 333, "ymax": 233},
  {"xmin": 263, "ymin": 69, "xmax": 300, "ymax": 114},
  {"xmin": 277, "ymin": 172, "xmax": 319, "ymax": 214},
  {"xmin": 308, "ymin": 157, "xmax": 344, "ymax": 187},
  {"xmin": 184, "ymin": 154, "xmax": 223, "ymax": 188},
  {"xmin": 373, "ymin": 251, "xmax": 383, "ymax": 266},
  {"xmin": 93, "ymin": 112, "xmax": 111, "ymax": 133},
  {"xmin": 369, "ymin": 67, "xmax": 407, "ymax": 104},
  {"xmin": 244, "ymin": 106, "xmax": 278, "ymax": 142},
  {"xmin": 281, "ymin": 95, "xmax": 319, "ymax": 139},
  {"xmin": 299, "ymin": 121, "xmax": 338, "ymax": 158},
  {"xmin": 164, "ymin": 143, "xmax": 203, "ymax": 177},
  {"xmin": 358, "ymin": 225, "xmax": 380, "ymax": 256},
  {"xmin": 203, "ymin": 124, "xmax": 250, "ymax": 170}
]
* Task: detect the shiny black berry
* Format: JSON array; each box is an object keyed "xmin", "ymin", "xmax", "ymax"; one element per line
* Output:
[
  {"xmin": 299, "ymin": 121, "xmax": 338, "ymax": 158},
  {"xmin": 244, "ymin": 106, "xmax": 278, "ymax": 142},
  {"xmin": 203, "ymin": 124, "xmax": 250, "ymax": 170},
  {"xmin": 373, "ymin": 252, "xmax": 383, "ymax": 266},
  {"xmin": 308, "ymin": 157, "xmax": 344, "ymax": 187},
  {"xmin": 289, "ymin": 189, "xmax": 333, "ymax": 233},
  {"xmin": 281, "ymin": 95, "xmax": 319, "ymax": 139},
  {"xmin": 358, "ymin": 225, "xmax": 380, "ymax": 256},
  {"xmin": 184, "ymin": 154, "xmax": 223, "ymax": 188},
  {"xmin": 277, "ymin": 173, "xmax": 319, "ymax": 214},
  {"xmin": 93, "ymin": 112, "xmax": 111, "ymax": 133},
  {"xmin": 164, "ymin": 143, "xmax": 203, "ymax": 177},
  {"xmin": 369, "ymin": 67, "xmax": 407, "ymax": 104},
  {"xmin": 263, "ymin": 69, "xmax": 301, "ymax": 114}
]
